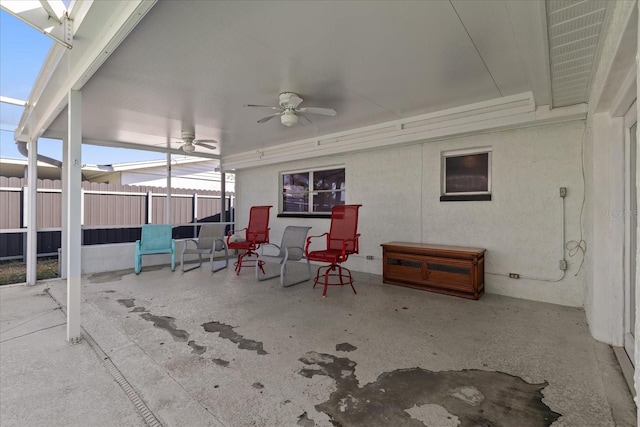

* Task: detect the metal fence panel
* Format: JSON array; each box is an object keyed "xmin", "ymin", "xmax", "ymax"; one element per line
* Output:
[{"xmin": 0, "ymin": 178, "xmax": 234, "ymax": 259}]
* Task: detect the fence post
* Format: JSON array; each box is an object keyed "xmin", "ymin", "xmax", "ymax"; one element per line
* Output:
[
  {"xmin": 146, "ymin": 191, "xmax": 153, "ymax": 224},
  {"xmin": 193, "ymin": 193, "xmax": 198, "ymax": 237}
]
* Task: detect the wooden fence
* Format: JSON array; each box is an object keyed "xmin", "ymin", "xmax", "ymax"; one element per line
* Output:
[{"xmin": 0, "ymin": 177, "xmax": 235, "ymax": 259}]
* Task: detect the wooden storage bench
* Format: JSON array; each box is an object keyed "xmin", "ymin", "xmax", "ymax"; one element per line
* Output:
[{"xmin": 381, "ymin": 242, "xmax": 485, "ymax": 300}]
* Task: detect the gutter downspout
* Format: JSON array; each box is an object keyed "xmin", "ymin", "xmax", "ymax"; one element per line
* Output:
[{"xmin": 16, "ymin": 140, "xmax": 62, "ymax": 168}]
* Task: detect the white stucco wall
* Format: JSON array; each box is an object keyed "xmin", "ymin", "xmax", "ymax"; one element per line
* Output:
[
  {"xmin": 235, "ymin": 120, "xmax": 586, "ymax": 307},
  {"xmin": 582, "ymin": 0, "xmax": 637, "ymax": 346}
]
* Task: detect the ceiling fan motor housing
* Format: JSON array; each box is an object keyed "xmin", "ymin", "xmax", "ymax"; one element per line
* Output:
[
  {"xmin": 279, "ymin": 92, "xmax": 298, "ymax": 107},
  {"xmin": 181, "ymin": 130, "xmax": 196, "ymax": 142}
]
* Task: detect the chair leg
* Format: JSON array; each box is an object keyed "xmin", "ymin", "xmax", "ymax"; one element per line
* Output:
[
  {"xmin": 234, "ymin": 253, "xmax": 244, "ymax": 274},
  {"xmin": 182, "ymin": 253, "xmax": 204, "ymax": 273},
  {"xmin": 312, "ymin": 263, "xmax": 356, "ymax": 296},
  {"xmin": 322, "ymin": 265, "xmax": 333, "ymax": 297},
  {"xmin": 171, "ymin": 252, "xmax": 175, "ymax": 271},
  {"xmin": 342, "ymin": 266, "xmax": 357, "ymax": 294}
]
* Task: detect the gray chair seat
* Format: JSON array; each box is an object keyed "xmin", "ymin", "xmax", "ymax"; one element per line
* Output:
[
  {"xmin": 256, "ymin": 226, "xmax": 311, "ymax": 287},
  {"xmin": 181, "ymin": 224, "xmax": 229, "ymax": 272}
]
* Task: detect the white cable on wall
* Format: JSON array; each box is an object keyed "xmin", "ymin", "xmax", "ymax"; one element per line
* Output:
[{"xmin": 486, "ymin": 186, "xmax": 567, "ymax": 283}]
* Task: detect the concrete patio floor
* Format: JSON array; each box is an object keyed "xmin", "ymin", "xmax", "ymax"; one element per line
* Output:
[{"xmin": 0, "ymin": 261, "xmax": 636, "ymax": 427}]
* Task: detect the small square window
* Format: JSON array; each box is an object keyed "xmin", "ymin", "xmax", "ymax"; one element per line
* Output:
[{"xmin": 441, "ymin": 148, "xmax": 491, "ymax": 201}]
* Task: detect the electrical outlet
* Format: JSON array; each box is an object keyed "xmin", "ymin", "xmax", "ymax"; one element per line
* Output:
[
  {"xmin": 559, "ymin": 187, "xmax": 567, "ymax": 197},
  {"xmin": 366, "ymin": 255, "xmax": 374, "ymax": 260},
  {"xmin": 559, "ymin": 260, "xmax": 567, "ymax": 270},
  {"xmin": 509, "ymin": 273, "xmax": 520, "ymax": 279}
]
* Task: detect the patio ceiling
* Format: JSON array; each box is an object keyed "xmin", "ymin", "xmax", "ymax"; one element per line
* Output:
[{"xmin": 13, "ymin": 0, "xmax": 612, "ymax": 168}]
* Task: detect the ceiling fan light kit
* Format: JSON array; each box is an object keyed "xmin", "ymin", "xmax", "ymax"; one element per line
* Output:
[
  {"xmin": 182, "ymin": 143, "xmax": 196, "ymax": 153},
  {"xmin": 175, "ymin": 129, "xmax": 217, "ymax": 153},
  {"xmin": 281, "ymin": 110, "xmax": 298, "ymax": 127},
  {"xmin": 246, "ymin": 92, "xmax": 337, "ymax": 127}
]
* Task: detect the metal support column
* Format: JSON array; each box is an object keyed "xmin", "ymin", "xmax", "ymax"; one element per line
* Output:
[
  {"xmin": 26, "ymin": 138, "xmax": 38, "ymax": 285},
  {"xmin": 166, "ymin": 153, "xmax": 172, "ymax": 225},
  {"xmin": 66, "ymin": 90, "xmax": 82, "ymax": 344},
  {"xmin": 60, "ymin": 137, "xmax": 68, "ymax": 279},
  {"xmin": 220, "ymin": 172, "xmax": 226, "ymax": 223}
]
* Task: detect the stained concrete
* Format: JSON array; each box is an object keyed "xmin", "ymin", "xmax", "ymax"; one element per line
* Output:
[{"xmin": 1, "ymin": 266, "xmax": 637, "ymax": 427}]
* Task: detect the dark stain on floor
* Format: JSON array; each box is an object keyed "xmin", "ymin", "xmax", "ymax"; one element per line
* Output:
[
  {"xmin": 298, "ymin": 351, "xmax": 560, "ymax": 427},
  {"xmin": 140, "ymin": 313, "xmax": 190, "ymax": 342},
  {"xmin": 117, "ymin": 298, "xmax": 135, "ymax": 308},
  {"xmin": 88, "ymin": 269, "xmax": 129, "ymax": 283},
  {"xmin": 335, "ymin": 342, "xmax": 357, "ymax": 352},
  {"xmin": 201, "ymin": 321, "xmax": 267, "ymax": 355},
  {"xmin": 130, "ymin": 307, "xmax": 148, "ymax": 313},
  {"xmin": 187, "ymin": 340, "xmax": 207, "ymax": 355},
  {"xmin": 252, "ymin": 382, "xmax": 264, "ymax": 389},
  {"xmin": 212, "ymin": 358, "xmax": 230, "ymax": 367},
  {"xmin": 297, "ymin": 412, "xmax": 315, "ymax": 426}
]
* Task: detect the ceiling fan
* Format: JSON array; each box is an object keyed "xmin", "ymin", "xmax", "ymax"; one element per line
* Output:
[
  {"xmin": 245, "ymin": 92, "xmax": 337, "ymax": 127},
  {"xmin": 174, "ymin": 130, "xmax": 217, "ymax": 153}
]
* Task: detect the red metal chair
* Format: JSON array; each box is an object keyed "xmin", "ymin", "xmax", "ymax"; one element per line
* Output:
[
  {"xmin": 226, "ymin": 206, "xmax": 272, "ymax": 274},
  {"xmin": 305, "ymin": 204, "xmax": 362, "ymax": 297}
]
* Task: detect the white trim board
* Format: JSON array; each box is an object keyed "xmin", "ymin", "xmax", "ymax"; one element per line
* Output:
[{"xmin": 223, "ymin": 92, "xmax": 587, "ymax": 170}]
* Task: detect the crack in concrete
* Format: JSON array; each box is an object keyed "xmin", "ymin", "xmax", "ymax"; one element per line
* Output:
[{"xmin": 298, "ymin": 351, "xmax": 560, "ymax": 427}]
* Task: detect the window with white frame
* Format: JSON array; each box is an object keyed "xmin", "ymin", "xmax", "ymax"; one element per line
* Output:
[
  {"xmin": 280, "ymin": 167, "xmax": 345, "ymax": 215},
  {"xmin": 441, "ymin": 148, "xmax": 492, "ymax": 201}
]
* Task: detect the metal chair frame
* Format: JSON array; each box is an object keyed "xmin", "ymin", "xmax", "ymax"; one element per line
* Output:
[
  {"xmin": 226, "ymin": 206, "xmax": 272, "ymax": 274},
  {"xmin": 305, "ymin": 205, "xmax": 362, "ymax": 297},
  {"xmin": 256, "ymin": 226, "xmax": 312, "ymax": 287},
  {"xmin": 181, "ymin": 223, "xmax": 229, "ymax": 272}
]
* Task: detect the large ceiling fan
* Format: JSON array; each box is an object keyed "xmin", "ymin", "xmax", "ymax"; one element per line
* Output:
[
  {"xmin": 174, "ymin": 130, "xmax": 217, "ymax": 153},
  {"xmin": 245, "ymin": 92, "xmax": 337, "ymax": 127}
]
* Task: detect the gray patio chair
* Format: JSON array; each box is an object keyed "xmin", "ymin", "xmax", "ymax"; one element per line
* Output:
[
  {"xmin": 181, "ymin": 224, "xmax": 229, "ymax": 272},
  {"xmin": 256, "ymin": 226, "xmax": 312, "ymax": 287}
]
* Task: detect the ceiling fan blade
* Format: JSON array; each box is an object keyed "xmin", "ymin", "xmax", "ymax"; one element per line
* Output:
[
  {"xmin": 196, "ymin": 143, "xmax": 216, "ymax": 150},
  {"xmin": 298, "ymin": 113, "xmax": 312, "ymax": 125},
  {"xmin": 257, "ymin": 112, "xmax": 282, "ymax": 123},
  {"xmin": 244, "ymin": 104, "xmax": 281, "ymax": 110},
  {"xmin": 194, "ymin": 139, "xmax": 218, "ymax": 144},
  {"xmin": 297, "ymin": 107, "xmax": 337, "ymax": 116}
]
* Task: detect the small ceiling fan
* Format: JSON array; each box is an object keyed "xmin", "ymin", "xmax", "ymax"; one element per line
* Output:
[
  {"xmin": 245, "ymin": 92, "xmax": 337, "ymax": 127},
  {"xmin": 174, "ymin": 130, "xmax": 217, "ymax": 153}
]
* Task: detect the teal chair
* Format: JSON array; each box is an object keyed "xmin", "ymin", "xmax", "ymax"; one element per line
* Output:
[{"xmin": 135, "ymin": 224, "xmax": 175, "ymax": 274}]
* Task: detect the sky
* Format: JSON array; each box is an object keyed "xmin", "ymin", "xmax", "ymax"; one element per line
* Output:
[{"xmin": 0, "ymin": 7, "xmax": 165, "ymax": 165}]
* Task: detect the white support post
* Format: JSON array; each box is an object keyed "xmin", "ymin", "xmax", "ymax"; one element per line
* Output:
[
  {"xmin": 66, "ymin": 90, "xmax": 82, "ymax": 344},
  {"xmin": 166, "ymin": 153, "xmax": 172, "ymax": 225},
  {"xmin": 220, "ymin": 172, "xmax": 226, "ymax": 224},
  {"xmin": 26, "ymin": 138, "xmax": 38, "ymax": 285},
  {"xmin": 60, "ymin": 137, "xmax": 68, "ymax": 279},
  {"xmin": 634, "ymin": 3, "xmax": 640, "ymax": 412}
]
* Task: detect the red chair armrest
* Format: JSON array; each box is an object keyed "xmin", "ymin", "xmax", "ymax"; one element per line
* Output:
[{"xmin": 305, "ymin": 232, "xmax": 328, "ymax": 256}]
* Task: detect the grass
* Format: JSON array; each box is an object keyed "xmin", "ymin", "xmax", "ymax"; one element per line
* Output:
[{"xmin": 0, "ymin": 258, "xmax": 59, "ymax": 285}]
